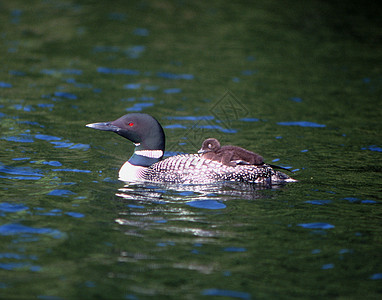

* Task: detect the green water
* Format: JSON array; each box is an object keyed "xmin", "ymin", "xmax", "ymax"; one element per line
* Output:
[{"xmin": 1, "ymin": 0, "xmax": 381, "ymax": 299}]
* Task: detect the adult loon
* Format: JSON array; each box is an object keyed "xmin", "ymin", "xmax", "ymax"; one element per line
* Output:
[
  {"xmin": 198, "ymin": 138, "xmax": 264, "ymax": 167},
  {"xmin": 86, "ymin": 113, "xmax": 296, "ymax": 185}
]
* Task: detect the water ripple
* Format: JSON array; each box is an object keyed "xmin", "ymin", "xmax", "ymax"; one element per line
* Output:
[
  {"xmin": 157, "ymin": 72, "xmax": 194, "ymax": 80},
  {"xmin": 47, "ymin": 189, "xmax": 76, "ymax": 197},
  {"xmin": 3, "ymin": 134, "xmax": 34, "ymax": 143},
  {"xmin": 0, "ymin": 202, "xmax": 29, "ymax": 213},
  {"xmin": 202, "ymin": 288, "xmax": 251, "ymax": 300},
  {"xmin": 277, "ymin": 121, "xmax": 326, "ymax": 128},
  {"xmin": 0, "ymin": 163, "xmax": 44, "ymax": 180},
  {"xmin": 361, "ymin": 145, "xmax": 382, "ymax": 152},
  {"xmin": 0, "ymin": 82, "xmax": 12, "ymax": 88},
  {"xmin": 298, "ymin": 223, "xmax": 335, "ymax": 229},
  {"xmin": 0, "ymin": 223, "xmax": 63, "ymax": 239},
  {"xmin": 97, "ymin": 67, "xmax": 140, "ymax": 75},
  {"xmin": 186, "ymin": 200, "xmax": 226, "ymax": 210}
]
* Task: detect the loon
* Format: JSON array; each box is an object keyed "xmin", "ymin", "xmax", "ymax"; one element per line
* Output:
[
  {"xmin": 86, "ymin": 113, "xmax": 296, "ymax": 185},
  {"xmin": 198, "ymin": 138, "xmax": 264, "ymax": 167},
  {"xmin": 198, "ymin": 138, "xmax": 292, "ymax": 173}
]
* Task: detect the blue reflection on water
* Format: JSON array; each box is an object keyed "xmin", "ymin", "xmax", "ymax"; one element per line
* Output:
[
  {"xmin": 47, "ymin": 189, "xmax": 76, "ymax": 197},
  {"xmin": 361, "ymin": 145, "xmax": 382, "ymax": 152},
  {"xmin": 144, "ymin": 85, "xmax": 159, "ymax": 91},
  {"xmin": 240, "ymin": 117, "xmax": 259, "ymax": 122},
  {"xmin": 122, "ymin": 96, "xmax": 151, "ymax": 102},
  {"xmin": 69, "ymin": 143, "xmax": 90, "ymax": 150},
  {"xmin": 133, "ymin": 28, "xmax": 149, "ymax": 36},
  {"xmin": 54, "ymin": 91, "xmax": 77, "ymax": 100},
  {"xmin": 124, "ymin": 83, "xmax": 141, "ymax": 89},
  {"xmin": 97, "ymin": 67, "xmax": 140, "ymax": 75},
  {"xmin": 3, "ymin": 134, "xmax": 34, "ymax": 143},
  {"xmin": 167, "ymin": 116, "xmax": 214, "ymax": 121},
  {"xmin": 125, "ymin": 46, "xmax": 146, "ymax": 58},
  {"xmin": 66, "ymin": 78, "xmax": 93, "ymax": 89},
  {"xmin": 126, "ymin": 103, "xmax": 154, "ymax": 112},
  {"xmin": 370, "ymin": 273, "xmax": 382, "ymax": 280},
  {"xmin": 35, "ymin": 134, "xmax": 61, "ymax": 141},
  {"xmin": 0, "ymin": 262, "xmax": 41, "ymax": 272},
  {"xmin": 298, "ymin": 223, "xmax": 335, "ymax": 229},
  {"xmin": 13, "ymin": 104, "xmax": 35, "ymax": 111},
  {"xmin": 163, "ymin": 88, "xmax": 182, "ymax": 94},
  {"xmin": 0, "ymin": 202, "xmax": 28, "ymax": 214},
  {"xmin": 64, "ymin": 212, "xmax": 85, "ymax": 218},
  {"xmin": 163, "ymin": 124, "xmax": 187, "ymax": 129},
  {"xmin": 9, "ymin": 70, "xmax": 26, "ymax": 76},
  {"xmin": 50, "ymin": 141, "xmax": 74, "ymax": 148},
  {"xmin": 241, "ymin": 70, "xmax": 257, "ymax": 76},
  {"xmin": 277, "ymin": 121, "xmax": 326, "ymax": 128},
  {"xmin": 0, "ymin": 223, "xmax": 63, "ymax": 239},
  {"xmin": 57, "ymin": 142, "xmax": 81, "ymax": 149},
  {"xmin": 157, "ymin": 72, "xmax": 194, "ymax": 80},
  {"xmin": 0, "ymin": 253, "xmax": 37, "ymax": 260},
  {"xmin": 321, "ymin": 263, "xmax": 335, "ymax": 270},
  {"xmin": 0, "ymin": 82, "xmax": 12, "ymax": 88},
  {"xmin": 224, "ymin": 247, "xmax": 246, "ymax": 252},
  {"xmin": 37, "ymin": 103, "xmax": 54, "ymax": 109},
  {"xmin": 202, "ymin": 288, "xmax": 251, "ymax": 300},
  {"xmin": 186, "ymin": 200, "xmax": 226, "ymax": 210},
  {"xmin": 0, "ymin": 163, "xmax": 44, "ymax": 180},
  {"xmin": 32, "ymin": 207, "xmax": 84, "ymax": 218},
  {"xmin": 51, "ymin": 168, "xmax": 91, "ymax": 173},
  {"xmin": 17, "ymin": 121, "xmax": 44, "ymax": 128},
  {"xmin": 360, "ymin": 200, "xmax": 377, "ymax": 204},
  {"xmin": 342, "ymin": 197, "xmax": 378, "ymax": 204},
  {"xmin": 305, "ymin": 200, "xmax": 332, "ymax": 205},
  {"xmin": 127, "ymin": 204, "xmax": 145, "ymax": 209},
  {"xmin": 289, "ymin": 97, "xmax": 303, "ymax": 102},
  {"xmin": 36, "ymin": 209, "xmax": 62, "ymax": 216}
]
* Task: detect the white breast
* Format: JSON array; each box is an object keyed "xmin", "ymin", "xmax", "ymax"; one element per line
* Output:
[{"xmin": 118, "ymin": 161, "xmax": 147, "ymax": 182}]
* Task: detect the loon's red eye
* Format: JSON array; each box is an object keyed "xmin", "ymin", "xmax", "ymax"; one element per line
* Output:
[{"xmin": 128, "ymin": 122, "xmax": 134, "ymax": 127}]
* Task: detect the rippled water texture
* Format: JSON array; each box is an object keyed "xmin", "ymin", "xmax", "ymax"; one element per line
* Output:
[{"xmin": 1, "ymin": 0, "xmax": 381, "ymax": 299}]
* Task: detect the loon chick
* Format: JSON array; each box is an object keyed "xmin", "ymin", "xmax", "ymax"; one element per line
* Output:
[
  {"xmin": 198, "ymin": 138, "xmax": 264, "ymax": 167},
  {"xmin": 86, "ymin": 113, "xmax": 296, "ymax": 185},
  {"xmin": 198, "ymin": 138, "xmax": 292, "ymax": 173}
]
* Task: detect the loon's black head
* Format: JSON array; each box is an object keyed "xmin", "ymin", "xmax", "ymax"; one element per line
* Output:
[
  {"xmin": 86, "ymin": 113, "xmax": 165, "ymax": 151},
  {"xmin": 198, "ymin": 138, "xmax": 221, "ymax": 154}
]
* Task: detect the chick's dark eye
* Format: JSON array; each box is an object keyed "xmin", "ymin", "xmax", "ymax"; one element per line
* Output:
[{"xmin": 128, "ymin": 122, "xmax": 134, "ymax": 127}]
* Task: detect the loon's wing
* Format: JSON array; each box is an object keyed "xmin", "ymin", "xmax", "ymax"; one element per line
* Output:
[{"xmin": 141, "ymin": 154, "xmax": 296, "ymax": 184}]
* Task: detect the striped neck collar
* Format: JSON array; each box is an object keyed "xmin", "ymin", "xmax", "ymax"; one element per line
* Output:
[
  {"xmin": 135, "ymin": 150, "xmax": 164, "ymax": 158},
  {"xmin": 128, "ymin": 150, "xmax": 164, "ymax": 167}
]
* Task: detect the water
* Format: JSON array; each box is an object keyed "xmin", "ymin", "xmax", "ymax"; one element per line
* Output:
[{"xmin": 1, "ymin": 0, "xmax": 382, "ymax": 299}]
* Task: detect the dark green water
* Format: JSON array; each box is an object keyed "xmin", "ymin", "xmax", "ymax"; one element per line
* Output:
[{"xmin": 1, "ymin": 0, "xmax": 381, "ymax": 299}]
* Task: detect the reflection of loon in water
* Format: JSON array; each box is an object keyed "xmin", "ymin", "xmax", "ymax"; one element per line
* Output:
[
  {"xmin": 114, "ymin": 181, "xmax": 287, "ymax": 239},
  {"xmin": 115, "ymin": 180, "xmax": 285, "ymax": 203},
  {"xmin": 86, "ymin": 113, "xmax": 296, "ymax": 185}
]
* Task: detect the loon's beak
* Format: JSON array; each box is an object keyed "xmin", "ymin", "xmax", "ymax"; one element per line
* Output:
[
  {"xmin": 86, "ymin": 122, "xmax": 121, "ymax": 132},
  {"xmin": 198, "ymin": 148, "xmax": 206, "ymax": 154}
]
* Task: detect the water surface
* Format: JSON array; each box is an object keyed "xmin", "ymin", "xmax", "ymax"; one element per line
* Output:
[{"xmin": 1, "ymin": 0, "xmax": 381, "ymax": 299}]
